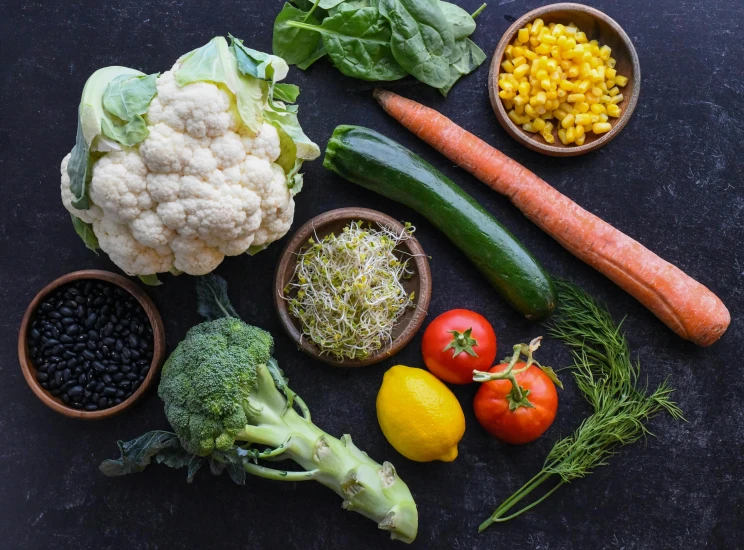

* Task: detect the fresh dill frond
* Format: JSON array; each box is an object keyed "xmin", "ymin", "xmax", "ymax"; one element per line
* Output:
[{"xmin": 479, "ymin": 279, "xmax": 684, "ymax": 531}]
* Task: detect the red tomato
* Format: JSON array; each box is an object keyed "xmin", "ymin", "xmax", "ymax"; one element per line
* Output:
[
  {"xmin": 421, "ymin": 309, "xmax": 497, "ymax": 384},
  {"xmin": 473, "ymin": 363, "xmax": 558, "ymax": 444}
]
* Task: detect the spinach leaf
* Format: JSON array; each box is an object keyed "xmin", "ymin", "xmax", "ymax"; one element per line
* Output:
[
  {"xmin": 439, "ymin": 1, "xmax": 475, "ymax": 40},
  {"xmin": 378, "ymin": 0, "xmax": 456, "ymax": 88},
  {"xmin": 319, "ymin": 0, "xmax": 347, "ymax": 7},
  {"xmin": 273, "ymin": 3, "xmax": 324, "ymax": 65},
  {"xmin": 99, "ymin": 431, "xmax": 185, "ymax": 476},
  {"xmin": 297, "ymin": 43, "xmax": 328, "ymax": 69},
  {"xmin": 70, "ymin": 214, "xmax": 99, "ymax": 254},
  {"xmin": 438, "ymin": 37, "xmax": 485, "ymax": 96},
  {"xmin": 196, "ymin": 273, "xmax": 240, "ymax": 320},
  {"xmin": 289, "ymin": 8, "xmax": 407, "ymax": 81}
]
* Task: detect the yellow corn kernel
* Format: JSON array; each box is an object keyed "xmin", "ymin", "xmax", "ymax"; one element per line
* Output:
[
  {"xmin": 546, "ymin": 90, "xmax": 558, "ymax": 101},
  {"xmin": 513, "ymin": 64, "xmax": 530, "ymax": 79},
  {"xmin": 557, "ymin": 35, "xmax": 567, "ymax": 48},
  {"xmin": 540, "ymin": 33, "xmax": 557, "ymax": 45},
  {"xmin": 615, "ymin": 74, "xmax": 628, "ymax": 87},
  {"xmin": 505, "ymin": 45, "xmax": 514, "ymax": 58},
  {"xmin": 610, "ymin": 94, "xmax": 624, "ymax": 105},
  {"xmin": 544, "ymin": 121, "xmax": 554, "ymax": 132},
  {"xmin": 498, "ymin": 80, "xmax": 514, "ymax": 92},
  {"xmin": 523, "ymin": 49, "xmax": 538, "ymax": 61},
  {"xmin": 581, "ymin": 51, "xmax": 593, "ymax": 63},
  {"xmin": 543, "ymin": 131, "xmax": 555, "ymax": 144},
  {"xmin": 559, "ymin": 101, "xmax": 573, "ymax": 112},
  {"xmin": 599, "ymin": 113, "xmax": 609, "ymax": 122},
  {"xmin": 593, "ymin": 122, "xmax": 611, "ymax": 133},
  {"xmin": 518, "ymin": 81, "xmax": 531, "ymax": 95},
  {"xmin": 599, "ymin": 45, "xmax": 612, "ymax": 60},
  {"xmin": 518, "ymin": 28, "xmax": 530, "ymax": 43},
  {"xmin": 591, "ymin": 86, "xmax": 603, "ymax": 97},
  {"xmin": 535, "ymin": 43, "xmax": 551, "ymax": 55},
  {"xmin": 535, "ymin": 69, "xmax": 549, "ymax": 81},
  {"xmin": 576, "ymin": 80, "xmax": 592, "ymax": 94},
  {"xmin": 565, "ymin": 25, "xmax": 577, "ymax": 36},
  {"xmin": 536, "ymin": 105, "xmax": 547, "ymax": 115},
  {"xmin": 499, "ymin": 89, "xmax": 515, "ymax": 100},
  {"xmin": 546, "ymin": 58, "xmax": 558, "ymax": 71},
  {"xmin": 575, "ymin": 101, "xmax": 590, "ymax": 113},
  {"xmin": 606, "ymin": 57, "xmax": 616, "ymax": 69},
  {"xmin": 501, "ymin": 61, "xmax": 515, "ymax": 73},
  {"xmin": 560, "ymin": 60, "xmax": 573, "ymax": 71},
  {"xmin": 514, "ymin": 95, "xmax": 528, "ymax": 106},
  {"xmin": 530, "ymin": 36, "xmax": 540, "ymax": 47},
  {"xmin": 550, "ymin": 47, "xmax": 561, "ymax": 60},
  {"xmin": 504, "ymin": 100, "xmax": 514, "ymax": 110},
  {"xmin": 600, "ymin": 94, "xmax": 612, "ymax": 103},
  {"xmin": 532, "ymin": 117, "xmax": 546, "ymax": 131},
  {"xmin": 525, "ymin": 104, "xmax": 538, "ymax": 118},
  {"xmin": 541, "ymin": 110, "xmax": 555, "ymax": 119},
  {"xmin": 566, "ymin": 126, "xmax": 576, "ymax": 143},
  {"xmin": 606, "ymin": 104, "xmax": 621, "ymax": 117},
  {"xmin": 606, "ymin": 68, "xmax": 617, "ymax": 79},
  {"xmin": 515, "ymin": 103, "xmax": 525, "ymax": 115},
  {"xmin": 535, "ymin": 91, "xmax": 547, "ymax": 105},
  {"xmin": 512, "ymin": 56, "xmax": 526, "ymax": 68},
  {"xmin": 567, "ymin": 93, "xmax": 585, "ymax": 103},
  {"xmin": 596, "ymin": 65, "xmax": 606, "ymax": 80},
  {"xmin": 575, "ymin": 134, "xmax": 585, "ymax": 146},
  {"xmin": 522, "ymin": 122, "xmax": 538, "ymax": 133},
  {"xmin": 562, "ymin": 38, "xmax": 577, "ymax": 51},
  {"xmin": 552, "ymin": 23, "xmax": 565, "ymax": 36},
  {"xmin": 562, "ymin": 113, "xmax": 575, "ymax": 128},
  {"xmin": 605, "ymin": 79, "xmax": 616, "ymax": 89},
  {"xmin": 591, "ymin": 103, "xmax": 606, "ymax": 114},
  {"xmin": 589, "ymin": 39, "xmax": 599, "ymax": 48},
  {"xmin": 589, "ymin": 58, "xmax": 602, "ymax": 70},
  {"xmin": 558, "ymin": 79, "xmax": 574, "ymax": 91},
  {"xmin": 576, "ymin": 31, "xmax": 587, "ymax": 43},
  {"xmin": 553, "ymin": 108, "xmax": 568, "ymax": 121},
  {"xmin": 585, "ymin": 93, "xmax": 599, "ymax": 105},
  {"xmin": 558, "ymin": 128, "xmax": 568, "ymax": 144},
  {"xmin": 512, "ymin": 46, "xmax": 525, "ymax": 57},
  {"xmin": 508, "ymin": 110, "xmax": 522, "ymax": 125},
  {"xmin": 608, "ymin": 86, "xmax": 620, "ymax": 96},
  {"xmin": 575, "ymin": 124, "xmax": 585, "ymax": 139},
  {"xmin": 557, "ymin": 89, "xmax": 567, "ymax": 99},
  {"xmin": 575, "ymin": 113, "xmax": 593, "ymax": 126},
  {"xmin": 531, "ymin": 18, "xmax": 544, "ymax": 35}
]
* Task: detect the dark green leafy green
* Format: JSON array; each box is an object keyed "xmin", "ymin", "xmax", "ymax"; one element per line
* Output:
[
  {"xmin": 439, "ymin": 1, "xmax": 475, "ymax": 39},
  {"xmin": 196, "ymin": 273, "xmax": 241, "ymax": 320},
  {"xmin": 273, "ymin": 3, "xmax": 324, "ymax": 65},
  {"xmin": 99, "ymin": 431, "xmax": 184, "ymax": 476},
  {"xmin": 378, "ymin": 0, "xmax": 456, "ymax": 88},
  {"xmin": 70, "ymin": 214, "xmax": 99, "ymax": 254},
  {"xmin": 297, "ymin": 43, "xmax": 328, "ymax": 69},
  {"xmin": 438, "ymin": 37, "xmax": 485, "ymax": 96},
  {"xmin": 289, "ymin": 7, "xmax": 407, "ymax": 81}
]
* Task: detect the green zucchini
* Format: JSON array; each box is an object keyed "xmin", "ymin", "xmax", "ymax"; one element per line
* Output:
[{"xmin": 324, "ymin": 125, "xmax": 556, "ymax": 320}]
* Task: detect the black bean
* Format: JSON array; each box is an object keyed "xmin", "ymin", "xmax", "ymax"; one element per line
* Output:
[
  {"xmin": 63, "ymin": 351, "xmax": 76, "ymax": 359},
  {"xmin": 36, "ymin": 372, "xmax": 48, "ymax": 383},
  {"xmin": 91, "ymin": 392, "xmax": 99, "ymax": 401},
  {"xmin": 122, "ymin": 348, "xmax": 131, "ymax": 360},
  {"xmin": 38, "ymin": 363, "xmax": 49, "ymax": 373},
  {"xmin": 140, "ymin": 366, "xmax": 150, "ymax": 377},
  {"xmin": 88, "ymin": 330, "xmax": 100, "ymax": 341},
  {"xmin": 54, "ymin": 321, "xmax": 63, "ymax": 332},
  {"xmin": 64, "ymin": 300, "xmax": 78, "ymax": 309},
  {"xmin": 29, "ymin": 347, "xmax": 38, "ymax": 358},
  {"xmin": 61, "ymin": 393, "xmax": 70, "ymax": 404},
  {"xmin": 115, "ymin": 339, "xmax": 124, "ymax": 352},
  {"xmin": 62, "ymin": 369, "xmax": 72, "ymax": 382},
  {"xmin": 68, "ymin": 385, "xmax": 83, "ymax": 398},
  {"xmin": 30, "ymin": 328, "xmax": 41, "ymax": 341},
  {"xmin": 67, "ymin": 358, "xmax": 78, "ymax": 369},
  {"xmin": 73, "ymin": 343, "xmax": 87, "ymax": 352},
  {"xmin": 95, "ymin": 382, "xmax": 105, "ymax": 393},
  {"xmin": 51, "ymin": 344, "xmax": 64, "ymax": 355},
  {"xmin": 118, "ymin": 380, "xmax": 131, "ymax": 390},
  {"xmin": 112, "ymin": 373, "xmax": 125, "ymax": 382},
  {"xmin": 121, "ymin": 364, "xmax": 131, "ymax": 373},
  {"xmin": 65, "ymin": 324, "xmax": 79, "ymax": 335},
  {"xmin": 41, "ymin": 302, "xmax": 53, "ymax": 312},
  {"xmin": 140, "ymin": 339, "xmax": 150, "ymax": 350},
  {"xmin": 115, "ymin": 389, "xmax": 125, "ymax": 398},
  {"xmin": 86, "ymin": 312, "xmax": 97, "ymax": 327},
  {"xmin": 76, "ymin": 305, "xmax": 85, "ymax": 318},
  {"xmin": 132, "ymin": 380, "xmax": 141, "ymax": 391},
  {"xmin": 93, "ymin": 296, "xmax": 105, "ymax": 307},
  {"xmin": 54, "ymin": 371, "xmax": 63, "ymax": 386},
  {"xmin": 126, "ymin": 372, "xmax": 138, "ymax": 381},
  {"xmin": 95, "ymin": 350, "xmax": 105, "ymax": 360},
  {"xmin": 110, "ymin": 351, "xmax": 120, "ymax": 362},
  {"xmin": 103, "ymin": 386, "xmax": 117, "ymax": 396},
  {"xmin": 86, "ymin": 340, "xmax": 97, "ymax": 351},
  {"xmin": 101, "ymin": 305, "xmax": 111, "ymax": 317},
  {"xmin": 78, "ymin": 373, "xmax": 87, "ymax": 384},
  {"xmin": 128, "ymin": 334, "xmax": 139, "ymax": 348},
  {"xmin": 60, "ymin": 334, "xmax": 74, "ymax": 344},
  {"xmin": 74, "ymin": 366, "xmax": 83, "ymax": 374},
  {"xmin": 75, "ymin": 334, "xmax": 87, "ymax": 342},
  {"xmin": 82, "ymin": 350, "xmax": 95, "ymax": 361},
  {"xmin": 101, "ymin": 345, "xmax": 110, "ymax": 356},
  {"xmin": 102, "ymin": 337, "xmax": 115, "ymax": 347},
  {"xmin": 48, "ymin": 364, "xmax": 58, "ymax": 375},
  {"xmin": 75, "ymin": 296, "xmax": 87, "ymax": 305},
  {"xmin": 40, "ymin": 382, "xmax": 49, "ymax": 390},
  {"xmin": 92, "ymin": 361, "xmax": 106, "ymax": 373},
  {"xmin": 102, "ymin": 373, "xmax": 113, "ymax": 385},
  {"xmin": 84, "ymin": 403, "xmax": 98, "ymax": 411},
  {"xmin": 71, "ymin": 402, "xmax": 83, "ymax": 409},
  {"xmin": 59, "ymin": 306, "xmax": 74, "ymax": 316},
  {"xmin": 49, "ymin": 311, "xmax": 62, "ymax": 319},
  {"xmin": 106, "ymin": 365, "xmax": 119, "ymax": 374}
]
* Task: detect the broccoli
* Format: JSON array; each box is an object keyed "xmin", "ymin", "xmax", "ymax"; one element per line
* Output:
[{"xmin": 100, "ymin": 274, "xmax": 418, "ymax": 544}]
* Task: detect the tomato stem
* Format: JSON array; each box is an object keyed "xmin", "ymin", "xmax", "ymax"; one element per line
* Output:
[{"xmin": 443, "ymin": 327, "xmax": 479, "ymax": 358}]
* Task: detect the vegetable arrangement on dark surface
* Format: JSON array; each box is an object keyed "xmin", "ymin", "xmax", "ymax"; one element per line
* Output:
[
  {"xmin": 272, "ymin": 0, "xmax": 486, "ymax": 94},
  {"xmin": 324, "ymin": 124, "xmax": 556, "ymax": 320},
  {"xmin": 100, "ymin": 274, "xmax": 419, "ymax": 544},
  {"xmin": 27, "ymin": 280, "xmax": 154, "ymax": 411},
  {"xmin": 478, "ymin": 280, "xmax": 683, "ymax": 529}
]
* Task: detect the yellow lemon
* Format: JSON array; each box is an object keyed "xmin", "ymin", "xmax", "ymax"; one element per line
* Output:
[{"xmin": 376, "ymin": 365, "xmax": 466, "ymax": 462}]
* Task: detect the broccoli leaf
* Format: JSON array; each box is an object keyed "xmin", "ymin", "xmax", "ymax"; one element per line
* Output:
[
  {"xmin": 70, "ymin": 214, "xmax": 99, "ymax": 254},
  {"xmin": 99, "ymin": 431, "xmax": 185, "ymax": 476},
  {"xmin": 195, "ymin": 273, "xmax": 240, "ymax": 320}
]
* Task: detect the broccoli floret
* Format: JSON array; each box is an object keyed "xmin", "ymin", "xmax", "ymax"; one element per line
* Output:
[
  {"xmin": 158, "ymin": 318, "xmax": 273, "ymax": 456},
  {"xmin": 102, "ymin": 275, "xmax": 418, "ymax": 544}
]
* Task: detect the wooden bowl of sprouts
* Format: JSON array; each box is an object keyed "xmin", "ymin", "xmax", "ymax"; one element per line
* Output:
[{"xmin": 274, "ymin": 208, "xmax": 432, "ymax": 367}]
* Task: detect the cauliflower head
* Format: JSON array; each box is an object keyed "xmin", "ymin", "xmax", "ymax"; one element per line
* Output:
[{"xmin": 61, "ymin": 36, "xmax": 318, "ymax": 277}]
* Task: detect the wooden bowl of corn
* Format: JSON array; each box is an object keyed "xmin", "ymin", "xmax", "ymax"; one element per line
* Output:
[{"xmin": 489, "ymin": 3, "xmax": 640, "ymax": 156}]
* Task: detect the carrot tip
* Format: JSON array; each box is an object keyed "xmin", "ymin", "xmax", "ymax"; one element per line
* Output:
[{"xmin": 373, "ymin": 88, "xmax": 391, "ymax": 106}]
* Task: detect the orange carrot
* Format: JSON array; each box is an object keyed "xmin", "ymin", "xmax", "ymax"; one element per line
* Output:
[{"xmin": 374, "ymin": 89, "xmax": 730, "ymax": 346}]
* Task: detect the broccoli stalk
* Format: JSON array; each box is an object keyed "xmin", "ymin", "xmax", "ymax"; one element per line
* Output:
[{"xmin": 100, "ymin": 275, "xmax": 418, "ymax": 543}]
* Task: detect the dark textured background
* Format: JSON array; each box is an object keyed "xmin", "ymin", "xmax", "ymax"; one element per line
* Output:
[{"xmin": 1, "ymin": 1, "xmax": 742, "ymax": 549}]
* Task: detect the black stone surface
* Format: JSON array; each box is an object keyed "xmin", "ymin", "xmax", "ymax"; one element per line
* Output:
[{"xmin": 1, "ymin": 1, "xmax": 742, "ymax": 549}]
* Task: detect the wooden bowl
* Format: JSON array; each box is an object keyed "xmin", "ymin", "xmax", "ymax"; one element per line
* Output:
[
  {"xmin": 18, "ymin": 270, "xmax": 166, "ymax": 419},
  {"xmin": 274, "ymin": 208, "xmax": 432, "ymax": 367},
  {"xmin": 488, "ymin": 3, "xmax": 640, "ymax": 156}
]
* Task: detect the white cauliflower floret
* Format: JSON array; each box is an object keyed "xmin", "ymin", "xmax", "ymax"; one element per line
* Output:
[
  {"xmin": 60, "ymin": 65, "xmax": 299, "ymax": 277},
  {"xmin": 94, "ymin": 218, "xmax": 173, "ymax": 275}
]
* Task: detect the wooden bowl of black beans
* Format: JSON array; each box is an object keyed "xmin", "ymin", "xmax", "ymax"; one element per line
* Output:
[{"xmin": 18, "ymin": 270, "xmax": 166, "ymax": 419}]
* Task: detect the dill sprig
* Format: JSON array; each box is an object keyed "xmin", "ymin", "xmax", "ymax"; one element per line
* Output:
[{"xmin": 479, "ymin": 279, "xmax": 684, "ymax": 531}]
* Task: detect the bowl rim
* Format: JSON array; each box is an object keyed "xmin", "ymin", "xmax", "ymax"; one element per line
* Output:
[
  {"xmin": 18, "ymin": 269, "xmax": 166, "ymax": 419},
  {"xmin": 273, "ymin": 207, "xmax": 432, "ymax": 368},
  {"xmin": 488, "ymin": 2, "xmax": 641, "ymax": 157}
]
